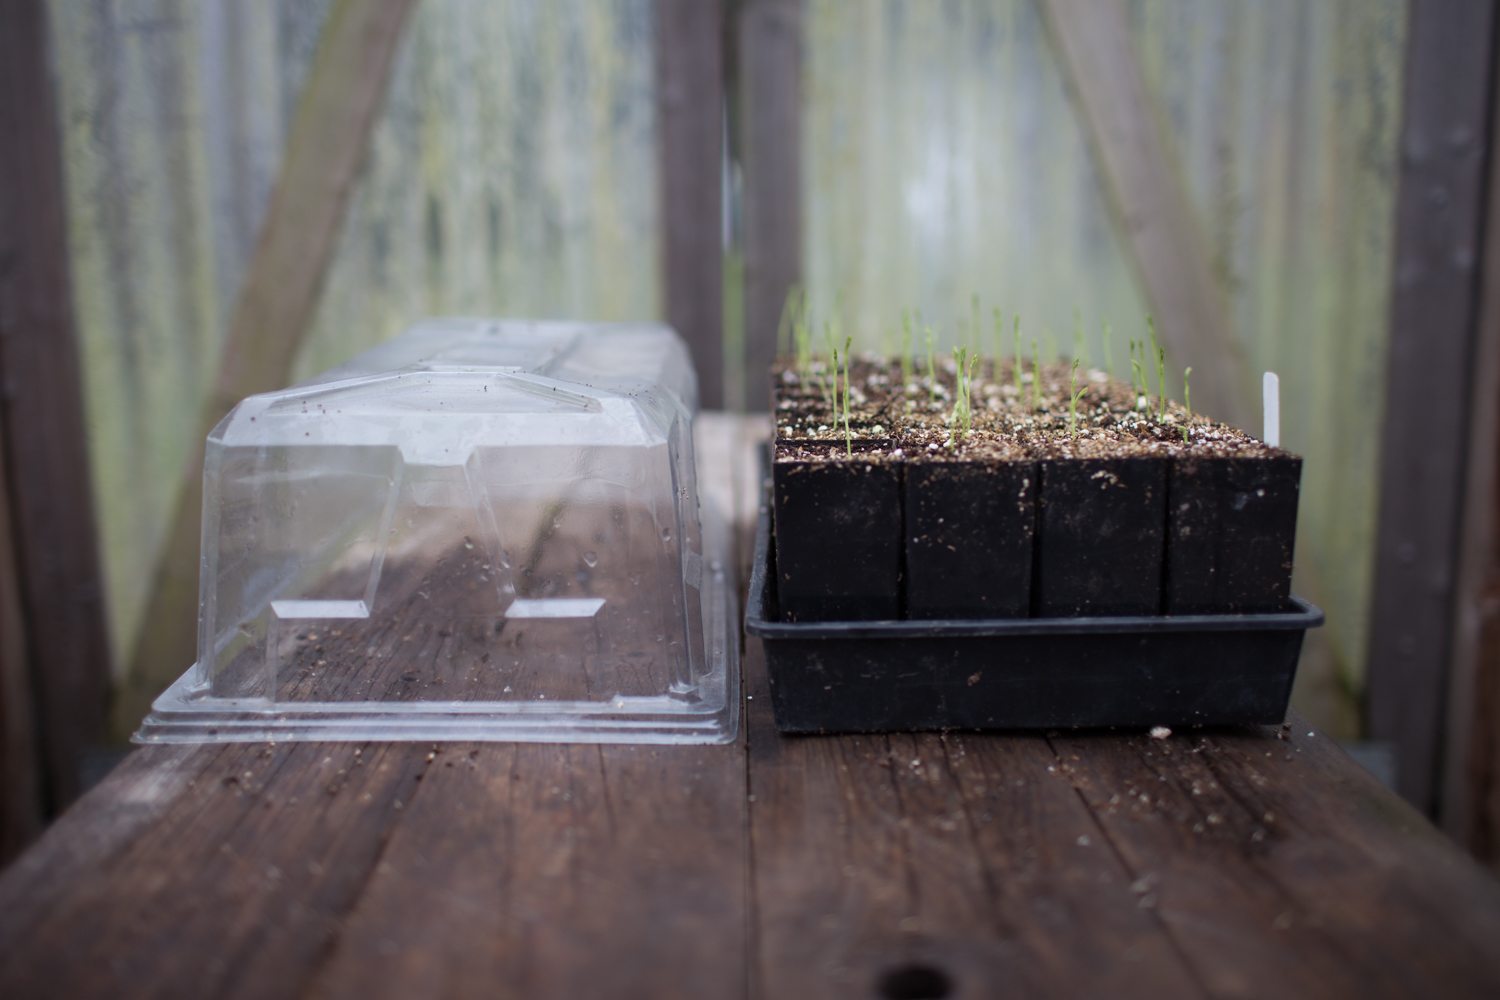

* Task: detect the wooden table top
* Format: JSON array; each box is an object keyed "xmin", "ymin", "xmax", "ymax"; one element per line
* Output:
[{"xmin": 2, "ymin": 415, "xmax": 1499, "ymax": 1000}]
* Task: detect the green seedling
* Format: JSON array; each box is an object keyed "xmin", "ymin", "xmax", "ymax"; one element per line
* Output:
[
  {"xmin": 1031, "ymin": 338, "xmax": 1042, "ymax": 410},
  {"xmin": 1068, "ymin": 357, "xmax": 1089, "ymax": 439},
  {"xmin": 925, "ymin": 326, "xmax": 939, "ymax": 405},
  {"xmin": 1181, "ymin": 366, "xmax": 1193, "ymax": 443},
  {"xmin": 1072, "ymin": 307, "xmax": 1085, "ymax": 365},
  {"xmin": 1129, "ymin": 341, "xmax": 1148, "ymax": 409},
  {"xmin": 776, "ymin": 284, "xmax": 797, "ymax": 358},
  {"xmin": 790, "ymin": 287, "xmax": 812, "ymax": 374},
  {"xmin": 821, "ymin": 321, "xmax": 839, "ymax": 413},
  {"xmin": 900, "ymin": 310, "xmax": 914, "ymax": 385},
  {"xmin": 1147, "ymin": 316, "xmax": 1166, "ymax": 417},
  {"xmin": 839, "ymin": 335, "xmax": 854, "ymax": 455},
  {"xmin": 947, "ymin": 346, "xmax": 978, "ymax": 446},
  {"xmin": 1013, "ymin": 315, "xmax": 1024, "ymax": 394},
  {"xmin": 1156, "ymin": 345, "xmax": 1167, "ymax": 418}
]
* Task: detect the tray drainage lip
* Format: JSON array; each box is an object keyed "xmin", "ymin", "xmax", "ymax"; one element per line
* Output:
[{"xmin": 746, "ymin": 597, "xmax": 1326, "ymax": 639}]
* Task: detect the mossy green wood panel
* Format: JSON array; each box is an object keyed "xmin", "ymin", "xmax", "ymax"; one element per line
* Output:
[
  {"xmin": 47, "ymin": 0, "xmax": 227, "ymax": 677},
  {"xmin": 295, "ymin": 0, "xmax": 660, "ymax": 379},
  {"xmin": 803, "ymin": 0, "xmax": 1148, "ymax": 360},
  {"xmin": 801, "ymin": 0, "xmax": 1404, "ymax": 731},
  {"xmin": 48, "ymin": 0, "xmax": 660, "ymax": 671}
]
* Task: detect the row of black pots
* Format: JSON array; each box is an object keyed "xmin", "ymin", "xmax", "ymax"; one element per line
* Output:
[{"xmin": 771, "ymin": 445, "xmax": 1301, "ymax": 621}]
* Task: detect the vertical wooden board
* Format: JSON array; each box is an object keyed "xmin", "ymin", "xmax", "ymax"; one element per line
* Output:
[
  {"xmin": 1052, "ymin": 724, "xmax": 1500, "ymax": 996},
  {"xmin": 294, "ymin": 0, "xmax": 663, "ymax": 380},
  {"xmin": 1443, "ymin": 0, "xmax": 1500, "ymax": 861},
  {"xmin": 0, "ymin": 416, "xmax": 42, "ymax": 862},
  {"xmin": 744, "ymin": 642, "xmax": 1197, "ymax": 999},
  {"xmin": 0, "ymin": 0, "xmax": 113, "ymax": 805},
  {"xmin": 120, "ymin": 0, "xmax": 420, "ymax": 731},
  {"xmin": 45, "ymin": 0, "xmax": 227, "ymax": 667},
  {"xmin": 1367, "ymin": 0, "xmax": 1496, "ymax": 810},
  {"xmin": 657, "ymin": 0, "xmax": 725, "ymax": 408},
  {"xmin": 1042, "ymin": 0, "xmax": 1251, "ymax": 428},
  {"xmin": 738, "ymin": 0, "xmax": 803, "ymax": 410}
]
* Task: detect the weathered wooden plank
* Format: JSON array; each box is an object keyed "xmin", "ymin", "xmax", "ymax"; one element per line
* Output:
[
  {"xmin": 1054, "ymin": 721, "xmax": 1500, "ymax": 996},
  {"xmin": 306, "ymin": 739, "xmax": 747, "ymax": 1000},
  {"xmin": 657, "ymin": 0, "xmax": 726, "ymax": 409},
  {"xmin": 744, "ymin": 640, "xmax": 1198, "ymax": 996},
  {"xmin": 0, "ymin": 741, "xmax": 429, "ymax": 1000},
  {"xmin": 121, "ymin": 0, "xmax": 419, "ymax": 732},
  {"xmin": 1367, "ymin": 0, "xmax": 1497, "ymax": 812},
  {"xmin": 1041, "ymin": 0, "xmax": 1251, "ymax": 430},
  {"xmin": 1442, "ymin": 0, "xmax": 1500, "ymax": 867},
  {"xmin": 0, "ymin": 408, "xmax": 42, "ymax": 864},
  {"xmin": 0, "ymin": 0, "xmax": 113, "ymax": 808},
  {"xmin": 8, "ymin": 419, "xmax": 1500, "ymax": 999},
  {"xmin": 736, "ymin": 0, "xmax": 802, "ymax": 412}
]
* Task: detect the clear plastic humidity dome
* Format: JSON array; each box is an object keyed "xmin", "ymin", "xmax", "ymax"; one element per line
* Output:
[{"xmin": 136, "ymin": 319, "xmax": 738, "ymax": 744}]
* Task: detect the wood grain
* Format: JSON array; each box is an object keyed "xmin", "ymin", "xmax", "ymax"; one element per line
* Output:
[
  {"xmin": 1367, "ymin": 0, "xmax": 1497, "ymax": 811},
  {"xmin": 1442, "ymin": 0, "xmax": 1500, "ymax": 868},
  {"xmin": 0, "ymin": 0, "xmax": 113, "ymax": 811},
  {"xmin": 121, "ymin": 0, "xmax": 419, "ymax": 732},
  {"xmin": 0, "ymin": 405, "xmax": 42, "ymax": 862},
  {"xmin": 744, "ymin": 644, "xmax": 1199, "ymax": 999},
  {"xmin": 1054, "ymin": 723, "xmax": 1500, "ymax": 997},
  {"xmin": 3, "ymin": 419, "xmax": 1500, "ymax": 999},
  {"xmin": 736, "ymin": 0, "xmax": 803, "ymax": 412},
  {"xmin": 1041, "ymin": 0, "xmax": 1251, "ymax": 431},
  {"xmin": 657, "ymin": 0, "xmax": 726, "ymax": 409}
]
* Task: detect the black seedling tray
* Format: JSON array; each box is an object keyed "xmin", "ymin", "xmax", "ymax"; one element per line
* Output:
[{"xmin": 746, "ymin": 485, "xmax": 1324, "ymax": 735}]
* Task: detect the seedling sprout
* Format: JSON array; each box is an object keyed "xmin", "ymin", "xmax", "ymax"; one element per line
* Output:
[
  {"xmin": 1013, "ymin": 315, "xmax": 1024, "ymax": 395},
  {"xmin": 1129, "ymin": 341, "xmax": 1148, "ymax": 408},
  {"xmin": 1067, "ymin": 358, "xmax": 1088, "ymax": 439},
  {"xmin": 839, "ymin": 336, "xmax": 853, "ymax": 455},
  {"xmin": 925, "ymin": 326, "xmax": 939, "ymax": 405},
  {"xmin": 946, "ymin": 347, "xmax": 978, "ymax": 447},
  {"xmin": 1181, "ymin": 366, "xmax": 1193, "ymax": 443},
  {"xmin": 1031, "ymin": 338, "xmax": 1042, "ymax": 410},
  {"xmin": 820, "ymin": 321, "xmax": 839, "ymax": 412},
  {"xmin": 1147, "ymin": 316, "xmax": 1167, "ymax": 418}
]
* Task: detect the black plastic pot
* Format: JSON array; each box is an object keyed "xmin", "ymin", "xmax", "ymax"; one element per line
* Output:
[
  {"xmin": 904, "ymin": 458, "xmax": 1036, "ymax": 618},
  {"xmin": 1165, "ymin": 454, "xmax": 1302, "ymax": 614},
  {"xmin": 747, "ymin": 495, "xmax": 1324, "ymax": 734},
  {"xmin": 1035, "ymin": 457, "xmax": 1167, "ymax": 616},
  {"xmin": 771, "ymin": 447, "xmax": 902, "ymax": 621}
]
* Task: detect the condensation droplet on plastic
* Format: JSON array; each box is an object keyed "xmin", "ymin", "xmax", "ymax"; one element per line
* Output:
[
  {"xmin": 582, "ymin": 551, "xmax": 598, "ymax": 568},
  {"xmin": 660, "ymin": 528, "xmax": 672, "ymax": 542},
  {"xmin": 463, "ymin": 536, "xmax": 474, "ymax": 550}
]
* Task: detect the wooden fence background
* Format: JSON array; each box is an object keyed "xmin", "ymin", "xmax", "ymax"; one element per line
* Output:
[{"xmin": 16, "ymin": 0, "xmax": 1500, "ymax": 863}]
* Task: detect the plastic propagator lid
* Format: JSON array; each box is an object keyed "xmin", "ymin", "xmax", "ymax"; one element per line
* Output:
[{"xmin": 136, "ymin": 319, "xmax": 738, "ymax": 744}]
